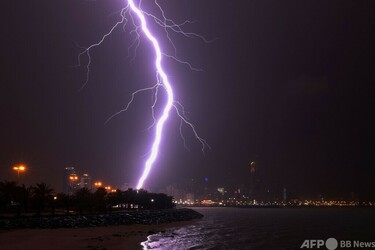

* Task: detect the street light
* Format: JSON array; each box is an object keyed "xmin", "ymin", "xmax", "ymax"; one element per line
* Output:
[
  {"xmin": 13, "ymin": 164, "xmax": 26, "ymax": 177},
  {"xmin": 94, "ymin": 181, "xmax": 102, "ymax": 187}
]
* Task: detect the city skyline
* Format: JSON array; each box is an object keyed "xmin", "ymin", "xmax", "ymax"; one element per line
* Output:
[{"xmin": 2, "ymin": 163, "xmax": 368, "ymax": 202}]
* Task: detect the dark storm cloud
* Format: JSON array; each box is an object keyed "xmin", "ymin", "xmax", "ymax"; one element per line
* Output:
[{"xmin": 1, "ymin": 0, "xmax": 374, "ymax": 198}]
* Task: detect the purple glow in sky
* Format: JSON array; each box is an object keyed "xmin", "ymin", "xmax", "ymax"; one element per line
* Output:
[
  {"xmin": 77, "ymin": 0, "xmax": 209, "ymax": 190},
  {"xmin": 126, "ymin": 0, "xmax": 174, "ymax": 189}
]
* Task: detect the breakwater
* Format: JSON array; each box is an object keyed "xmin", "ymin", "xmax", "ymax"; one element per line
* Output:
[{"xmin": 0, "ymin": 209, "xmax": 203, "ymax": 229}]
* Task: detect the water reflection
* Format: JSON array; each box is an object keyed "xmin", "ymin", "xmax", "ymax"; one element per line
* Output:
[{"xmin": 141, "ymin": 207, "xmax": 375, "ymax": 249}]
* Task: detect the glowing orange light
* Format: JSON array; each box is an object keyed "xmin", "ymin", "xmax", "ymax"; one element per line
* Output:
[
  {"xmin": 12, "ymin": 164, "xmax": 27, "ymax": 176},
  {"xmin": 69, "ymin": 174, "xmax": 78, "ymax": 181}
]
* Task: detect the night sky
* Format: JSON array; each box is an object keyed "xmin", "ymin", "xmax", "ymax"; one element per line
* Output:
[{"xmin": 1, "ymin": 1, "xmax": 374, "ymax": 198}]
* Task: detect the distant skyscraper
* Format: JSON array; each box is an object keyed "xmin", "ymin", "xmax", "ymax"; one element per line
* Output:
[
  {"xmin": 63, "ymin": 167, "xmax": 79, "ymax": 194},
  {"xmin": 63, "ymin": 167, "xmax": 75, "ymax": 194},
  {"xmin": 79, "ymin": 173, "xmax": 92, "ymax": 190}
]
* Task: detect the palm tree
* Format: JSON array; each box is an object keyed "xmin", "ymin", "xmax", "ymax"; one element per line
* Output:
[{"xmin": 32, "ymin": 182, "xmax": 54, "ymax": 215}]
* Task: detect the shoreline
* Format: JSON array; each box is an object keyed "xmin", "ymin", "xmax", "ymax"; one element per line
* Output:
[
  {"xmin": 0, "ymin": 219, "xmax": 199, "ymax": 250},
  {"xmin": 0, "ymin": 208, "xmax": 203, "ymax": 229}
]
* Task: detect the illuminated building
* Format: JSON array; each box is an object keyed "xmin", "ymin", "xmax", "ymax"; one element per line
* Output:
[
  {"xmin": 79, "ymin": 173, "xmax": 92, "ymax": 190},
  {"xmin": 63, "ymin": 167, "xmax": 79, "ymax": 195},
  {"xmin": 217, "ymin": 187, "xmax": 225, "ymax": 195}
]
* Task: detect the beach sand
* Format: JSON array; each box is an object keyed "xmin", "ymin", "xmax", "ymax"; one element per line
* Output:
[{"xmin": 0, "ymin": 220, "xmax": 197, "ymax": 250}]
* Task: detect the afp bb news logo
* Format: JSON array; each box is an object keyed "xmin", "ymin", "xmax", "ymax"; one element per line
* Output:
[
  {"xmin": 301, "ymin": 238, "xmax": 375, "ymax": 249},
  {"xmin": 300, "ymin": 238, "xmax": 338, "ymax": 250}
]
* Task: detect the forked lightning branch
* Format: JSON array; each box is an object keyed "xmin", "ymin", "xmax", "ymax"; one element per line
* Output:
[{"xmin": 77, "ymin": 0, "xmax": 210, "ymax": 189}]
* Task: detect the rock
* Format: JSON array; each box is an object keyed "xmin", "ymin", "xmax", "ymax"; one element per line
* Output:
[{"xmin": 0, "ymin": 209, "xmax": 203, "ymax": 229}]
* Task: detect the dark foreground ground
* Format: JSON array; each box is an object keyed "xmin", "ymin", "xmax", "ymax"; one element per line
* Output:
[
  {"xmin": 0, "ymin": 220, "xmax": 199, "ymax": 250},
  {"xmin": 0, "ymin": 208, "xmax": 203, "ymax": 250}
]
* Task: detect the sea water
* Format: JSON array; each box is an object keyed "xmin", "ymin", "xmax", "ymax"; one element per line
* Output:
[{"xmin": 141, "ymin": 207, "xmax": 375, "ymax": 249}]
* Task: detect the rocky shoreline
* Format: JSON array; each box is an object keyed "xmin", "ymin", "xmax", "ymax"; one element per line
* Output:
[{"xmin": 0, "ymin": 208, "xmax": 203, "ymax": 229}]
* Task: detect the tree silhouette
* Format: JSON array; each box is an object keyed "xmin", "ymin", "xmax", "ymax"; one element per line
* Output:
[
  {"xmin": 32, "ymin": 182, "xmax": 54, "ymax": 215},
  {"xmin": 107, "ymin": 189, "xmax": 123, "ymax": 209},
  {"xmin": 74, "ymin": 188, "xmax": 93, "ymax": 214},
  {"xmin": 124, "ymin": 188, "xmax": 137, "ymax": 209},
  {"xmin": 93, "ymin": 187, "xmax": 107, "ymax": 212},
  {"xmin": 0, "ymin": 181, "xmax": 175, "ymax": 215},
  {"xmin": 137, "ymin": 189, "xmax": 150, "ymax": 209},
  {"xmin": 56, "ymin": 192, "xmax": 72, "ymax": 215},
  {"xmin": 154, "ymin": 193, "xmax": 174, "ymax": 209},
  {"xmin": 19, "ymin": 184, "xmax": 32, "ymax": 214}
]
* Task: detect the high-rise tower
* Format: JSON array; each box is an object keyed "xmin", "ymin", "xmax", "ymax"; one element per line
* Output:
[{"xmin": 63, "ymin": 167, "xmax": 79, "ymax": 194}]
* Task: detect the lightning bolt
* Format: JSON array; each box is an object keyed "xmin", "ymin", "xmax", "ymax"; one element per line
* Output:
[
  {"xmin": 77, "ymin": 0, "xmax": 210, "ymax": 190},
  {"xmin": 126, "ymin": 0, "xmax": 176, "ymax": 190}
]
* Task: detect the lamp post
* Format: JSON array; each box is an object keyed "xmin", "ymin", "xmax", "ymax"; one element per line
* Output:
[
  {"xmin": 13, "ymin": 164, "xmax": 26, "ymax": 179},
  {"xmin": 94, "ymin": 181, "xmax": 102, "ymax": 188}
]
